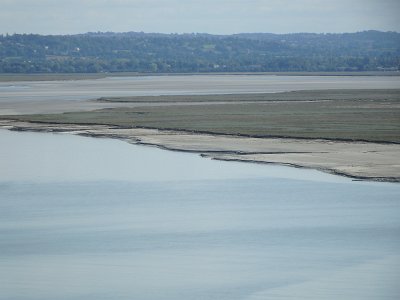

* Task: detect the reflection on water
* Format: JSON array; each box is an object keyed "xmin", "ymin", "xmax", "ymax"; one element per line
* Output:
[
  {"xmin": 0, "ymin": 130, "xmax": 400, "ymax": 300},
  {"xmin": 0, "ymin": 129, "xmax": 348, "ymax": 183}
]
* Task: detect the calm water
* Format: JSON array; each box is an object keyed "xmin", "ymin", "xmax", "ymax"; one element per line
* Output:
[
  {"xmin": 1, "ymin": 75, "xmax": 400, "ymax": 102},
  {"xmin": 1, "ymin": 75, "xmax": 399, "ymax": 115},
  {"xmin": 0, "ymin": 129, "xmax": 400, "ymax": 300}
]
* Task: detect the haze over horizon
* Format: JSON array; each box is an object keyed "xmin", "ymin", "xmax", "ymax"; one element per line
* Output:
[{"xmin": 1, "ymin": 0, "xmax": 399, "ymax": 35}]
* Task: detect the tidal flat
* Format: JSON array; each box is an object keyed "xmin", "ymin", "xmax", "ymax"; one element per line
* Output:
[
  {"xmin": 11, "ymin": 89, "xmax": 400, "ymax": 143},
  {"xmin": 1, "ymin": 75, "xmax": 400, "ymax": 299},
  {"xmin": 2, "ymin": 87, "xmax": 400, "ymax": 181}
]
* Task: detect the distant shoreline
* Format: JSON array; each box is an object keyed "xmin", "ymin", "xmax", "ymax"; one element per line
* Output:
[{"xmin": 1, "ymin": 71, "xmax": 399, "ymax": 82}]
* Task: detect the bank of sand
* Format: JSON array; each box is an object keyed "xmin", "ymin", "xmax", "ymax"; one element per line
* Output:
[{"xmin": 1, "ymin": 120, "xmax": 399, "ymax": 182}]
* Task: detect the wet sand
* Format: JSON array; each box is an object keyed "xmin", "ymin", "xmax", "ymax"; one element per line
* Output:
[
  {"xmin": 1, "ymin": 120, "xmax": 399, "ymax": 182},
  {"xmin": 1, "ymin": 75, "xmax": 400, "ymax": 107},
  {"xmin": 1, "ymin": 75, "xmax": 399, "ymax": 182}
]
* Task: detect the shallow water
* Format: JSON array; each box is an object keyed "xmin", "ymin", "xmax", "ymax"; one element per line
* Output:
[
  {"xmin": 2, "ymin": 74, "xmax": 399, "ymax": 115},
  {"xmin": 1, "ymin": 75, "xmax": 399, "ymax": 103},
  {"xmin": 0, "ymin": 129, "xmax": 399, "ymax": 300}
]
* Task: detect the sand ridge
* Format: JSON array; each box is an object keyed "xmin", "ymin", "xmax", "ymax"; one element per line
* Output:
[{"xmin": 1, "ymin": 120, "xmax": 399, "ymax": 182}]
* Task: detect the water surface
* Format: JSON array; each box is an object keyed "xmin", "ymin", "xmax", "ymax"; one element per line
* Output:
[
  {"xmin": 2, "ymin": 74, "xmax": 399, "ymax": 115},
  {"xmin": 1, "ymin": 129, "xmax": 400, "ymax": 300},
  {"xmin": 1, "ymin": 75, "xmax": 399, "ymax": 103}
]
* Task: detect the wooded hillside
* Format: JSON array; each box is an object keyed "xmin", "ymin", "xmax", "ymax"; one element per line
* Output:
[{"xmin": 1, "ymin": 31, "xmax": 399, "ymax": 73}]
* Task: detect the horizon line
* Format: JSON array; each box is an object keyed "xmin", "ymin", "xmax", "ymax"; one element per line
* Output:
[{"xmin": 1, "ymin": 29, "xmax": 399, "ymax": 37}]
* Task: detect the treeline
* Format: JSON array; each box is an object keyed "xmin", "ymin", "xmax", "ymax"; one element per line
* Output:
[{"xmin": 0, "ymin": 31, "xmax": 399, "ymax": 73}]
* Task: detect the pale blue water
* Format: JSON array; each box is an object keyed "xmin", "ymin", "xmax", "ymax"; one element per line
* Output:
[
  {"xmin": 1, "ymin": 129, "xmax": 400, "ymax": 300},
  {"xmin": 1, "ymin": 75, "xmax": 400, "ymax": 102}
]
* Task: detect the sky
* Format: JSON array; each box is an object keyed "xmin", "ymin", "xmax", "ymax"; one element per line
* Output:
[{"xmin": 0, "ymin": 0, "xmax": 399, "ymax": 35}]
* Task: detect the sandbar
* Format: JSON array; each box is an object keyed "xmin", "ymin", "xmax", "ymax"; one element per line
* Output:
[{"xmin": 1, "ymin": 120, "xmax": 399, "ymax": 182}]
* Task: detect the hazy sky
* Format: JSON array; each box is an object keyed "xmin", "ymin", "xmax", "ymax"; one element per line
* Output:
[{"xmin": 1, "ymin": 0, "xmax": 399, "ymax": 35}]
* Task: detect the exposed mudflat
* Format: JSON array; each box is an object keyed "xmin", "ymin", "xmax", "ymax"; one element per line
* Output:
[
  {"xmin": 1, "ymin": 76, "xmax": 399, "ymax": 182},
  {"xmin": 2, "ymin": 120, "xmax": 399, "ymax": 182},
  {"xmin": 1, "ymin": 75, "xmax": 400, "ymax": 115}
]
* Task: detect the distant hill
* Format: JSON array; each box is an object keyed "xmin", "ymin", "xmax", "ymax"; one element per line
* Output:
[{"xmin": 0, "ymin": 30, "xmax": 399, "ymax": 73}]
